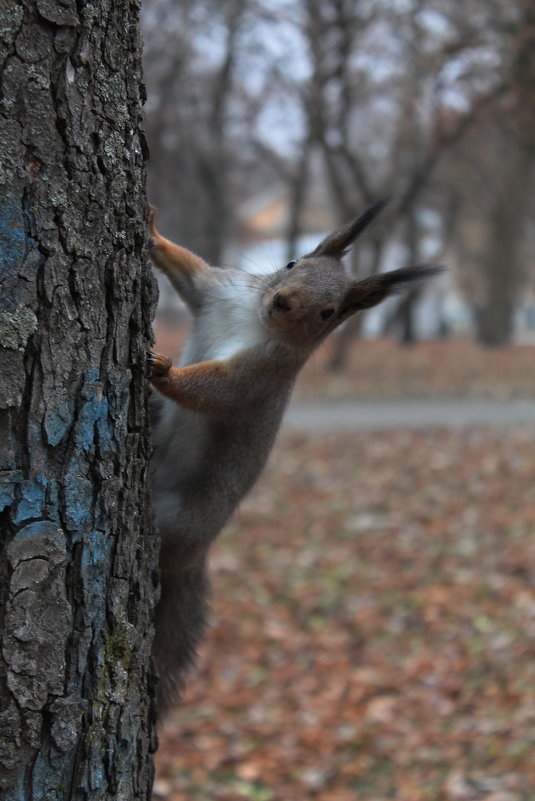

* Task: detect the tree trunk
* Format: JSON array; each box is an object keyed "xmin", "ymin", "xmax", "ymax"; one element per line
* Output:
[
  {"xmin": 474, "ymin": 142, "xmax": 534, "ymax": 347},
  {"xmin": 473, "ymin": 0, "xmax": 535, "ymax": 346},
  {"xmin": 202, "ymin": 0, "xmax": 244, "ymax": 265},
  {"xmin": 397, "ymin": 206, "xmax": 420, "ymax": 346},
  {"xmin": 0, "ymin": 2, "xmax": 159, "ymax": 799},
  {"xmin": 285, "ymin": 138, "xmax": 312, "ymax": 262},
  {"xmin": 386, "ymin": 288, "xmax": 420, "ymax": 346}
]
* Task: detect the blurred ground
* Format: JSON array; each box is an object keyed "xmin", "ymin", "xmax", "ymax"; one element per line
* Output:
[
  {"xmin": 153, "ymin": 323, "xmax": 535, "ymax": 801},
  {"xmin": 295, "ymin": 339, "xmax": 535, "ymax": 401}
]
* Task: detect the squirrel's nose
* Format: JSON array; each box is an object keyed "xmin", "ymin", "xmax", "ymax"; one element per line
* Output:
[{"xmin": 273, "ymin": 292, "xmax": 293, "ymax": 312}]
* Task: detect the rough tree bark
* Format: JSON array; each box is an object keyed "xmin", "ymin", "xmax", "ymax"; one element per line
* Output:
[{"xmin": 0, "ymin": 1, "xmax": 159, "ymax": 799}]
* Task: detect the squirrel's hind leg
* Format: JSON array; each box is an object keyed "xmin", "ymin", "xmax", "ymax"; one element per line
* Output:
[{"xmin": 153, "ymin": 554, "xmax": 210, "ymax": 715}]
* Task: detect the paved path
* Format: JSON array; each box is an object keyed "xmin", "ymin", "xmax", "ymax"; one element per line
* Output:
[{"xmin": 284, "ymin": 399, "xmax": 535, "ymax": 430}]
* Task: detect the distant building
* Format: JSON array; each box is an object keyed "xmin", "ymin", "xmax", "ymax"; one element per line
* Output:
[{"xmin": 235, "ymin": 181, "xmax": 336, "ymax": 244}]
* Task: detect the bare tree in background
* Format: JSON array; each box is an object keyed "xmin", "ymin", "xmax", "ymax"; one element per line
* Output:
[
  {"xmin": 288, "ymin": 0, "xmax": 509, "ymax": 362},
  {"xmin": 143, "ymin": 0, "xmax": 254, "ymax": 264},
  {"xmin": 452, "ymin": 0, "xmax": 535, "ymax": 345}
]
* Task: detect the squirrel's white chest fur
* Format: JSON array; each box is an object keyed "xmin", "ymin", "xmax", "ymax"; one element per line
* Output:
[{"xmin": 180, "ymin": 271, "xmax": 270, "ymax": 365}]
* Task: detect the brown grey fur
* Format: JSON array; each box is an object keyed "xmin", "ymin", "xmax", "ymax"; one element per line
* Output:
[{"xmin": 148, "ymin": 200, "xmax": 443, "ymax": 711}]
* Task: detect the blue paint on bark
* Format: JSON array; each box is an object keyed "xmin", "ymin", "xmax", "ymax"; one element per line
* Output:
[
  {"xmin": 0, "ymin": 197, "xmax": 28, "ymax": 278},
  {"xmin": 58, "ymin": 371, "xmax": 116, "ymax": 542},
  {"xmin": 44, "ymin": 402, "xmax": 73, "ymax": 447},
  {"xmin": 46, "ymin": 480, "xmax": 60, "ymax": 522},
  {"xmin": 14, "ymin": 519, "xmax": 61, "ymax": 541},
  {"xmin": 30, "ymin": 748, "xmax": 71, "ymax": 801},
  {"xmin": 2, "ymin": 720, "xmax": 76, "ymax": 801},
  {"xmin": 0, "ymin": 470, "xmax": 23, "ymax": 512},
  {"xmin": 74, "ymin": 373, "xmax": 110, "ymax": 455},
  {"xmin": 82, "ymin": 529, "xmax": 111, "ymax": 627},
  {"xmin": 12, "ymin": 477, "xmax": 48, "ymax": 524},
  {"xmin": 63, "ymin": 476, "xmax": 93, "ymax": 532},
  {"xmin": 9, "ymin": 768, "xmax": 27, "ymax": 801}
]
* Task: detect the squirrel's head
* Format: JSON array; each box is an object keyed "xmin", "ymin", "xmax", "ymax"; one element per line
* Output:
[{"xmin": 262, "ymin": 199, "xmax": 444, "ymax": 350}]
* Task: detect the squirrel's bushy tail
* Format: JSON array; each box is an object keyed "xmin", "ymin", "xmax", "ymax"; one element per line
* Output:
[{"xmin": 152, "ymin": 555, "xmax": 210, "ymax": 714}]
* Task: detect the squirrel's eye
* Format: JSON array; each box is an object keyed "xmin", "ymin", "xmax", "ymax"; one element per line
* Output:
[
  {"xmin": 320, "ymin": 308, "xmax": 335, "ymax": 320},
  {"xmin": 285, "ymin": 260, "xmax": 297, "ymax": 269}
]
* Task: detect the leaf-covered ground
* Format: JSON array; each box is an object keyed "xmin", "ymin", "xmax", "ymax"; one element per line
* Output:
[
  {"xmin": 155, "ymin": 425, "xmax": 535, "ymax": 801},
  {"xmin": 295, "ymin": 339, "xmax": 535, "ymax": 401}
]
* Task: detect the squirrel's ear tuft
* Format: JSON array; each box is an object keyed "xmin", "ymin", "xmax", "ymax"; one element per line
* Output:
[
  {"xmin": 306, "ymin": 198, "xmax": 390, "ymax": 259},
  {"xmin": 338, "ymin": 264, "xmax": 445, "ymax": 319}
]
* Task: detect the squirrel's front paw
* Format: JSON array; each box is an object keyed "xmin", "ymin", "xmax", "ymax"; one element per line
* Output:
[{"xmin": 146, "ymin": 350, "xmax": 172, "ymax": 379}]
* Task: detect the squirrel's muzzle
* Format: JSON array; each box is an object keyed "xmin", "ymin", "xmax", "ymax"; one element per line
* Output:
[{"xmin": 272, "ymin": 291, "xmax": 293, "ymax": 312}]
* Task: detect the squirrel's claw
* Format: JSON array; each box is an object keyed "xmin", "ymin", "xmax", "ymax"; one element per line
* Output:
[{"xmin": 146, "ymin": 350, "xmax": 172, "ymax": 379}]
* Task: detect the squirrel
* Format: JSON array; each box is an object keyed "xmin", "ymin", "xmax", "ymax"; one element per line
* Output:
[{"xmin": 146, "ymin": 199, "xmax": 442, "ymax": 711}]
